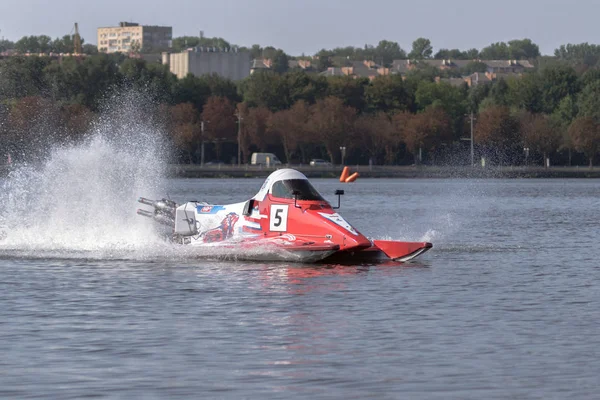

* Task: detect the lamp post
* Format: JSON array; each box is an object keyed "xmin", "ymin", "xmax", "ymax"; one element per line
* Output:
[
  {"xmin": 524, "ymin": 147, "xmax": 530, "ymax": 166},
  {"xmin": 339, "ymin": 146, "xmax": 346, "ymax": 166},
  {"xmin": 235, "ymin": 111, "xmax": 243, "ymax": 166},
  {"xmin": 462, "ymin": 112, "xmax": 476, "ymax": 166}
]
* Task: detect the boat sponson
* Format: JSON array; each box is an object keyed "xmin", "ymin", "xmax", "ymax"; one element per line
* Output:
[{"xmin": 371, "ymin": 240, "xmax": 433, "ymax": 261}]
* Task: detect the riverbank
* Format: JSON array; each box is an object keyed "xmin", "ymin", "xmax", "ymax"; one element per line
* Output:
[{"xmin": 168, "ymin": 164, "xmax": 600, "ymax": 179}]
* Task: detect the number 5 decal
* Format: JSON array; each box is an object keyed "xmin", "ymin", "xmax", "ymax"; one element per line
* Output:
[{"xmin": 269, "ymin": 204, "xmax": 289, "ymax": 232}]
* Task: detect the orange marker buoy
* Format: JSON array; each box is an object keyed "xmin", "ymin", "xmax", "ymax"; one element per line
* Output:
[
  {"xmin": 345, "ymin": 172, "xmax": 359, "ymax": 183},
  {"xmin": 339, "ymin": 166, "xmax": 350, "ymax": 182}
]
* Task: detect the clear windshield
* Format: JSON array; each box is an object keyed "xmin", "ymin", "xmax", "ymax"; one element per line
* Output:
[{"xmin": 271, "ymin": 179, "xmax": 325, "ymax": 201}]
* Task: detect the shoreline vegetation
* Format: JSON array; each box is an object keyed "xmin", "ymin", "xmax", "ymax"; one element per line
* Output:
[{"xmin": 2, "ymin": 36, "xmax": 600, "ymax": 169}]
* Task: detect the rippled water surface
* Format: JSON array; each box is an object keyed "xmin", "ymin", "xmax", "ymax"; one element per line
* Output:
[{"xmin": 1, "ymin": 178, "xmax": 599, "ymax": 399}]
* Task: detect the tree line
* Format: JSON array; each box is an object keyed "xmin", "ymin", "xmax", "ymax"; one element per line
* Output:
[{"xmin": 2, "ymin": 37, "xmax": 600, "ymax": 167}]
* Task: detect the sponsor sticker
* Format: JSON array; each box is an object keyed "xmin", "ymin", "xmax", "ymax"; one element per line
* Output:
[
  {"xmin": 318, "ymin": 212, "xmax": 359, "ymax": 235},
  {"xmin": 197, "ymin": 205, "xmax": 225, "ymax": 214}
]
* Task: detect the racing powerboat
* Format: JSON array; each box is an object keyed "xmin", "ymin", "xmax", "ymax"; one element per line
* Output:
[{"xmin": 137, "ymin": 169, "xmax": 432, "ymax": 263}]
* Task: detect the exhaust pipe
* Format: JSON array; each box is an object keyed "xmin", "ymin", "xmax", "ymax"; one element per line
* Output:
[
  {"xmin": 138, "ymin": 197, "xmax": 178, "ymax": 211},
  {"xmin": 137, "ymin": 209, "xmax": 175, "ymax": 227}
]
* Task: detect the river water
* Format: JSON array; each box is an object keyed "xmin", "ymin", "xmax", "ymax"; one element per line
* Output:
[{"xmin": 1, "ymin": 174, "xmax": 599, "ymax": 399}]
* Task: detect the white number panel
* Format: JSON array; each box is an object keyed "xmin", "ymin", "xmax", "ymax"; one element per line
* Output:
[{"xmin": 269, "ymin": 205, "xmax": 289, "ymax": 232}]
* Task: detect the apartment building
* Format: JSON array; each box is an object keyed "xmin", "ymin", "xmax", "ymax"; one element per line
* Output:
[
  {"xmin": 97, "ymin": 22, "xmax": 172, "ymax": 53},
  {"xmin": 163, "ymin": 47, "xmax": 251, "ymax": 81}
]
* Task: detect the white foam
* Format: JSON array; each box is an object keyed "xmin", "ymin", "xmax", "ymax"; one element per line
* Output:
[{"xmin": 0, "ymin": 92, "xmax": 170, "ymax": 260}]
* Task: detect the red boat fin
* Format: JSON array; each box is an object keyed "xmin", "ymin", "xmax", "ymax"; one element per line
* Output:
[{"xmin": 372, "ymin": 240, "xmax": 433, "ymax": 262}]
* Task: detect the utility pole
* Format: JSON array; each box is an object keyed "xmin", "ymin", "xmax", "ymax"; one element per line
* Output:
[
  {"xmin": 200, "ymin": 121, "xmax": 206, "ymax": 167},
  {"xmin": 235, "ymin": 111, "xmax": 242, "ymax": 166},
  {"xmin": 470, "ymin": 111, "xmax": 474, "ymax": 167}
]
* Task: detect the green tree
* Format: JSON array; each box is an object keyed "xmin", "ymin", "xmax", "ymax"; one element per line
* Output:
[
  {"xmin": 434, "ymin": 48, "xmax": 466, "ymax": 60},
  {"xmin": 120, "ymin": 58, "xmax": 176, "ymax": 104},
  {"xmin": 554, "ymin": 95, "xmax": 578, "ymax": 127},
  {"xmin": 173, "ymin": 74, "xmax": 211, "ymax": 111},
  {"xmin": 508, "ymin": 39, "xmax": 540, "ymax": 59},
  {"xmin": 538, "ymin": 64, "xmax": 579, "ymax": 114},
  {"xmin": 171, "ymin": 36, "xmax": 233, "ymax": 52},
  {"xmin": 261, "ymin": 46, "xmax": 278, "ymax": 60},
  {"xmin": 506, "ymin": 73, "xmax": 541, "ymax": 112},
  {"xmin": 373, "ymin": 40, "xmax": 406, "ymax": 66},
  {"xmin": 408, "ymin": 38, "xmax": 433, "ymax": 59},
  {"xmin": 365, "ymin": 75, "xmax": 411, "ymax": 113},
  {"xmin": 568, "ymin": 116, "xmax": 600, "ymax": 167},
  {"xmin": 464, "ymin": 48, "xmax": 480, "ymax": 59},
  {"xmin": 82, "ymin": 44, "xmax": 98, "ymax": 54},
  {"xmin": 249, "ymin": 44, "xmax": 263, "ymax": 59},
  {"xmin": 15, "ymin": 36, "xmax": 40, "ymax": 53},
  {"xmin": 37, "ymin": 35, "xmax": 52, "ymax": 53},
  {"xmin": 0, "ymin": 56, "xmax": 52, "ymax": 100},
  {"xmin": 554, "ymin": 43, "xmax": 600, "ymax": 66},
  {"xmin": 271, "ymin": 50, "xmax": 289, "ymax": 74},
  {"xmin": 480, "ymin": 42, "xmax": 510, "ymax": 59},
  {"xmin": 52, "ymin": 54, "xmax": 124, "ymax": 110},
  {"xmin": 326, "ymin": 75, "xmax": 368, "ymax": 112},
  {"xmin": 577, "ymin": 80, "xmax": 600, "ymax": 121},
  {"xmin": 200, "ymin": 73, "xmax": 239, "ymax": 102},
  {"xmin": 51, "ymin": 35, "xmax": 78, "ymax": 53},
  {"xmin": 0, "ymin": 39, "xmax": 15, "ymax": 52},
  {"xmin": 239, "ymin": 71, "xmax": 288, "ymax": 111},
  {"xmin": 171, "ymin": 36, "xmax": 200, "ymax": 51},
  {"xmin": 315, "ymin": 49, "xmax": 333, "ymax": 71},
  {"xmin": 467, "ymin": 83, "xmax": 491, "ymax": 113},
  {"xmin": 415, "ymin": 81, "xmax": 467, "ymax": 137},
  {"xmin": 553, "ymin": 95, "xmax": 578, "ymax": 165},
  {"xmin": 284, "ymin": 71, "xmax": 328, "ymax": 105},
  {"xmin": 579, "ymin": 68, "xmax": 600, "ymax": 88}
]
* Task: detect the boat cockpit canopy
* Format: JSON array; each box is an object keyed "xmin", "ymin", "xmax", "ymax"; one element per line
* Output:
[{"xmin": 271, "ymin": 179, "xmax": 325, "ymax": 201}]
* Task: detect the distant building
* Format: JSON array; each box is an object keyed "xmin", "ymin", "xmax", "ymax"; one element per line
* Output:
[
  {"xmin": 436, "ymin": 76, "xmax": 469, "ymax": 87},
  {"xmin": 318, "ymin": 60, "xmax": 388, "ymax": 80},
  {"xmin": 163, "ymin": 47, "xmax": 251, "ymax": 81},
  {"xmin": 390, "ymin": 59, "xmax": 534, "ymax": 75},
  {"xmin": 464, "ymin": 72, "xmax": 494, "ymax": 87},
  {"xmin": 97, "ymin": 22, "xmax": 172, "ymax": 54},
  {"xmin": 250, "ymin": 58, "xmax": 315, "ymax": 74},
  {"xmin": 250, "ymin": 58, "xmax": 271, "ymax": 74},
  {"xmin": 288, "ymin": 59, "xmax": 314, "ymax": 71}
]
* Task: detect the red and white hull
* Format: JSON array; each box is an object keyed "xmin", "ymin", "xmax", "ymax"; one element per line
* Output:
[{"xmin": 138, "ymin": 169, "xmax": 432, "ymax": 264}]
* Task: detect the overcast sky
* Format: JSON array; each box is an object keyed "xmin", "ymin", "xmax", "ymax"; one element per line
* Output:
[{"xmin": 0, "ymin": 0, "xmax": 597, "ymax": 56}]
